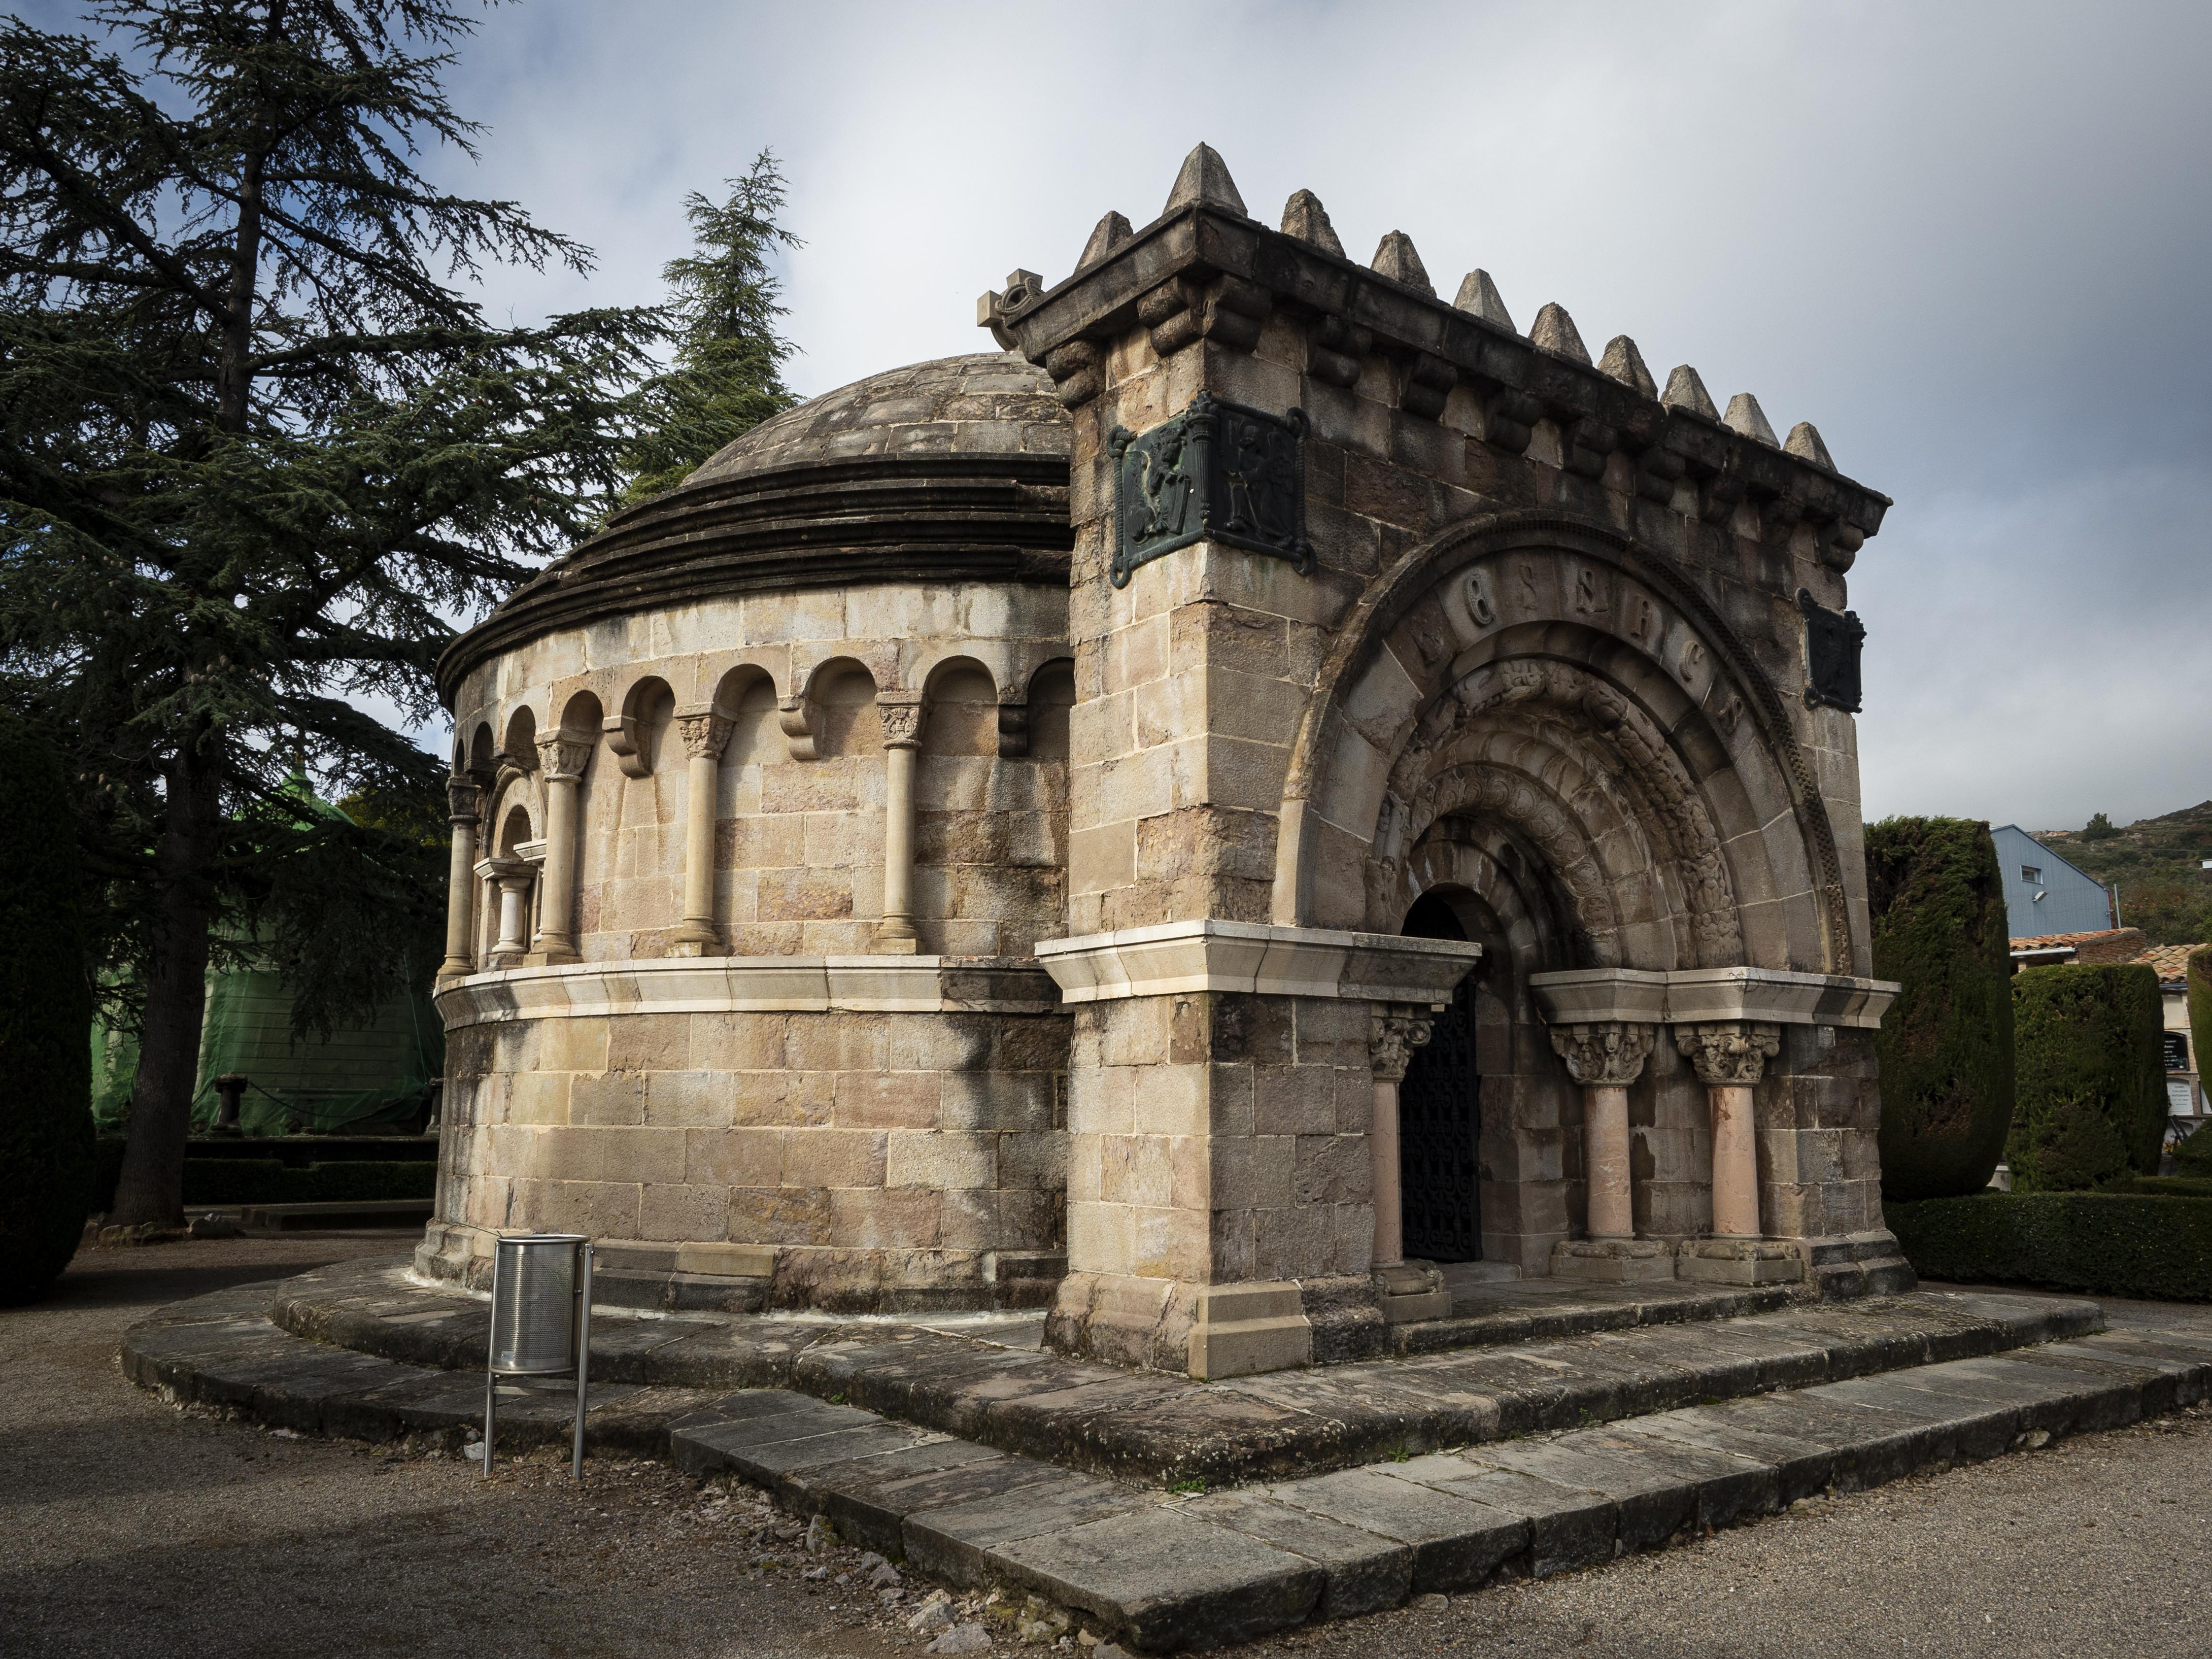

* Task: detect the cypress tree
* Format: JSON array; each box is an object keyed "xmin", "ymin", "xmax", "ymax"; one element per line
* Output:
[
  {"xmin": 0, "ymin": 718, "xmax": 95, "ymax": 1300},
  {"xmin": 2009, "ymin": 964, "xmax": 2166, "ymax": 1191},
  {"xmin": 1866, "ymin": 817, "xmax": 2016, "ymax": 1198}
]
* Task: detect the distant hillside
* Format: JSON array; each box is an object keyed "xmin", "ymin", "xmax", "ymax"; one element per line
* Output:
[{"xmin": 2033, "ymin": 801, "xmax": 2212, "ymax": 947}]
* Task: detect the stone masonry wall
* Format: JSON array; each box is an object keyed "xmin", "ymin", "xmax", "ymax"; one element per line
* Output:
[{"xmin": 436, "ymin": 1004, "xmax": 1068, "ymax": 1312}]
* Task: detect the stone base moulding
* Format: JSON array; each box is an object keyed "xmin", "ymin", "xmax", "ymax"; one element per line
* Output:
[
  {"xmin": 1677, "ymin": 1236, "xmax": 1807, "ymax": 1287},
  {"xmin": 1374, "ymin": 1261, "xmax": 1452, "ymax": 1324},
  {"xmin": 1551, "ymin": 1237, "xmax": 1677, "ymax": 1284}
]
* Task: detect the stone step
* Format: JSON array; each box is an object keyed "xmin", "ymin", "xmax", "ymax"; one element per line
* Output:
[
  {"xmin": 235, "ymin": 1199, "xmax": 434, "ymax": 1230},
  {"xmin": 122, "ymin": 1281, "xmax": 2212, "ymax": 1653},
  {"xmin": 262, "ymin": 1257, "xmax": 2102, "ymax": 1487}
]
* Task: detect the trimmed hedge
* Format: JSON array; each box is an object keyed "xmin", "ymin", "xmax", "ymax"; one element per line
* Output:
[
  {"xmin": 89, "ymin": 1145, "xmax": 434, "ymax": 1210},
  {"xmin": 2176, "ymin": 1120, "xmax": 2212, "ymax": 1177},
  {"xmin": 2129, "ymin": 1175, "xmax": 2212, "ymax": 1199},
  {"xmin": 2007, "ymin": 964, "xmax": 2165, "ymax": 1191},
  {"xmin": 1866, "ymin": 817, "xmax": 2016, "ymax": 1199},
  {"xmin": 1887, "ymin": 1192, "xmax": 2212, "ymax": 1301},
  {"xmin": 0, "ymin": 719, "xmax": 95, "ymax": 1303}
]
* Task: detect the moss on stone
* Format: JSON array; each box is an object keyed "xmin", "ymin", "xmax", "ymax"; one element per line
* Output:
[
  {"xmin": 1866, "ymin": 817, "xmax": 2015, "ymax": 1199},
  {"xmin": 0, "ymin": 718, "xmax": 95, "ymax": 1302},
  {"xmin": 2007, "ymin": 963, "xmax": 2166, "ymax": 1191}
]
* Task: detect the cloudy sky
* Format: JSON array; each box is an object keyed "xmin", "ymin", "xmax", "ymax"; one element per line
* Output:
[{"xmin": 79, "ymin": 1, "xmax": 2212, "ymax": 829}]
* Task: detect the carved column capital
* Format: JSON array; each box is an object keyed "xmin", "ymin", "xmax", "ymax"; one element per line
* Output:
[
  {"xmin": 1673, "ymin": 1021, "xmax": 1782, "ymax": 1087},
  {"xmin": 1548, "ymin": 1021, "xmax": 1657, "ymax": 1088},
  {"xmin": 1370, "ymin": 1007, "xmax": 1436, "ymax": 1085},
  {"xmin": 879, "ymin": 699, "xmax": 925, "ymax": 751},
  {"xmin": 535, "ymin": 734, "xmax": 592, "ymax": 782},
  {"xmin": 446, "ymin": 775, "xmax": 482, "ymax": 825},
  {"xmin": 676, "ymin": 710, "xmax": 733, "ymax": 762}
]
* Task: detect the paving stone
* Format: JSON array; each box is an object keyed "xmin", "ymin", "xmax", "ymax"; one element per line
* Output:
[
  {"xmin": 989, "ymin": 1506, "xmax": 1325, "ymax": 1650},
  {"xmin": 1372, "ymin": 1457, "xmax": 1613, "ymax": 1578},
  {"xmin": 1798, "ymin": 1374, "xmax": 2019, "ymax": 1465},
  {"xmin": 1467, "ymin": 1429, "xmax": 1778, "ymax": 1543},
  {"xmin": 902, "ymin": 1469, "xmax": 1150, "ymax": 1583},
  {"xmin": 1263, "ymin": 1467, "xmax": 1528, "ymax": 1592},
  {"xmin": 1183, "ymin": 1489, "xmax": 1414, "ymax": 1618},
  {"xmin": 827, "ymin": 1451, "xmax": 1071, "ymax": 1557}
]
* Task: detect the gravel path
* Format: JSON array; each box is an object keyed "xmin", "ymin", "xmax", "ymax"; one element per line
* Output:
[
  {"xmin": 8, "ymin": 1242, "xmax": 2210, "ymax": 1658},
  {"xmin": 2, "ymin": 1234, "xmax": 914, "ymax": 1659}
]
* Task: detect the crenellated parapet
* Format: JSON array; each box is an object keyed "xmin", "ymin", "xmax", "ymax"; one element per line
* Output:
[{"xmin": 984, "ymin": 144, "xmax": 1887, "ymax": 573}]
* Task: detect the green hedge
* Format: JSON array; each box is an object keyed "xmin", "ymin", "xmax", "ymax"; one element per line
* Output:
[
  {"xmin": 1887, "ymin": 1192, "xmax": 2212, "ymax": 1301},
  {"xmin": 2128, "ymin": 1175, "xmax": 2212, "ymax": 1199},
  {"xmin": 90, "ymin": 1144, "xmax": 433, "ymax": 1209},
  {"xmin": 1866, "ymin": 817, "xmax": 2016, "ymax": 1199},
  {"xmin": 2007, "ymin": 964, "xmax": 2165, "ymax": 1191},
  {"xmin": 0, "ymin": 718, "xmax": 95, "ymax": 1303}
]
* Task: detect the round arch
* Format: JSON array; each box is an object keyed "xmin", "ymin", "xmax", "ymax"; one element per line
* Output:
[{"xmin": 1273, "ymin": 509, "xmax": 1849, "ymax": 974}]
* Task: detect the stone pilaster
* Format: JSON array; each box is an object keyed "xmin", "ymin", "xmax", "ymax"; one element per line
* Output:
[{"xmin": 1037, "ymin": 922, "xmax": 1478, "ymax": 1377}]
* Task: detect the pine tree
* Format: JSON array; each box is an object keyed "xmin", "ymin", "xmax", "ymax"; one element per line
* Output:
[
  {"xmin": 0, "ymin": 2, "xmax": 659, "ymax": 1226},
  {"xmin": 619, "ymin": 150, "xmax": 801, "ymax": 504}
]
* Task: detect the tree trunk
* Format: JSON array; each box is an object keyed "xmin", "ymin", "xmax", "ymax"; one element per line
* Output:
[{"xmin": 109, "ymin": 745, "xmax": 221, "ymax": 1229}]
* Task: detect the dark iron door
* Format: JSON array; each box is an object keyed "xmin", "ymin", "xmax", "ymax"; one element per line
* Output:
[{"xmin": 1399, "ymin": 978, "xmax": 1480, "ymax": 1261}]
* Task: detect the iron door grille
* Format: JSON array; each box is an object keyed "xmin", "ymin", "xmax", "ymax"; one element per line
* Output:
[{"xmin": 1399, "ymin": 980, "xmax": 1480, "ymax": 1262}]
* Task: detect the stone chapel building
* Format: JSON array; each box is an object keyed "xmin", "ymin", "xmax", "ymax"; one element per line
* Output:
[{"xmin": 420, "ymin": 146, "xmax": 1905, "ymax": 1379}]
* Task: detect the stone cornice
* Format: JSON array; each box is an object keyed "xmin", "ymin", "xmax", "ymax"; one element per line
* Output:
[
  {"xmin": 433, "ymin": 955, "xmax": 1063, "ymax": 1028},
  {"xmin": 1003, "ymin": 201, "xmax": 1890, "ymax": 539},
  {"xmin": 1035, "ymin": 920, "xmax": 1481, "ymax": 1006},
  {"xmin": 1529, "ymin": 966, "xmax": 1899, "ymax": 1030},
  {"xmin": 436, "ymin": 454, "xmax": 1072, "ymax": 704}
]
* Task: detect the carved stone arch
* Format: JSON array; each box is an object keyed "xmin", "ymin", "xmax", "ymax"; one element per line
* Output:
[
  {"xmin": 1389, "ymin": 763, "xmax": 1629, "ymax": 967},
  {"xmin": 1274, "ymin": 509, "xmax": 1848, "ymax": 973},
  {"xmin": 1393, "ymin": 719, "xmax": 1695, "ymax": 970},
  {"xmin": 1376, "ymin": 656, "xmax": 1747, "ymax": 967}
]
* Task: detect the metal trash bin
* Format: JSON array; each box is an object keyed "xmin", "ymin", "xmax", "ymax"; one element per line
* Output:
[{"xmin": 483, "ymin": 1233, "xmax": 594, "ymax": 1479}]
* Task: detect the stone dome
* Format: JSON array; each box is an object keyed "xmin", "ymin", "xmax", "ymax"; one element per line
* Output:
[
  {"xmin": 436, "ymin": 353, "xmax": 1074, "ymax": 701},
  {"xmin": 683, "ymin": 352, "xmax": 1070, "ymax": 488}
]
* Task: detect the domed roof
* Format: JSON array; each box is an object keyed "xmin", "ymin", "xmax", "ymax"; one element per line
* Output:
[
  {"xmin": 436, "ymin": 353, "xmax": 1074, "ymax": 701},
  {"xmin": 685, "ymin": 352, "xmax": 1069, "ymax": 488}
]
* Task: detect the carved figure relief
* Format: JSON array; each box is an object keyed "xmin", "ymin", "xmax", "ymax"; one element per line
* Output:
[{"xmin": 1109, "ymin": 393, "xmax": 1313, "ymax": 587}]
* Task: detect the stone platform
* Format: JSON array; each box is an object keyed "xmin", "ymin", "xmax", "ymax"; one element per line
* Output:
[{"xmin": 122, "ymin": 1263, "xmax": 2212, "ymax": 1649}]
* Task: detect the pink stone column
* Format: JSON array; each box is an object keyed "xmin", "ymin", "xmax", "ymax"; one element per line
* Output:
[
  {"xmin": 1547, "ymin": 1021, "xmax": 1658, "ymax": 1241},
  {"xmin": 1367, "ymin": 1008, "xmax": 1435, "ymax": 1269},
  {"xmin": 1674, "ymin": 1022, "xmax": 1783, "ymax": 1239}
]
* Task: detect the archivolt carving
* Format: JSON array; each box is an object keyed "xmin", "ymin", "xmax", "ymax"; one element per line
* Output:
[
  {"xmin": 1276, "ymin": 510, "xmax": 1849, "ymax": 972},
  {"xmin": 1376, "ymin": 657, "xmax": 1744, "ymax": 967},
  {"xmin": 1377, "ymin": 763, "xmax": 1623, "ymax": 964}
]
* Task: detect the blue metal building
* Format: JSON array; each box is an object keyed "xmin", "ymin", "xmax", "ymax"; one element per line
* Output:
[{"xmin": 1991, "ymin": 824, "xmax": 2115, "ymax": 939}]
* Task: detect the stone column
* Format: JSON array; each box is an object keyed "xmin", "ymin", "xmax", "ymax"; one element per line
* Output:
[
  {"xmin": 1546, "ymin": 1021, "xmax": 1671, "ymax": 1283},
  {"xmin": 1370, "ymin": 1006, "xmax": 1451, "ymax": 1324},
  {"xmin": 669, "ymin": 710, "xmax": 732, "ymax": 958},
  {"xmin": 1674, "ymin": 1020, "xmax": 1799, "ymax": 1284},
  {"xmin": 436, "ymin": 775, "xmax": 482, "ymax": 984},
  {"xmin": 532, "ymin": 736, "xmax": 590, "ymax": 965},
  {"xmin": 485, "ymin": 858, "xmax": 534, "ymax": 966},
  {"xmin": 873, "ymin": 700, "xmax": 923, "ymax": 955}
]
